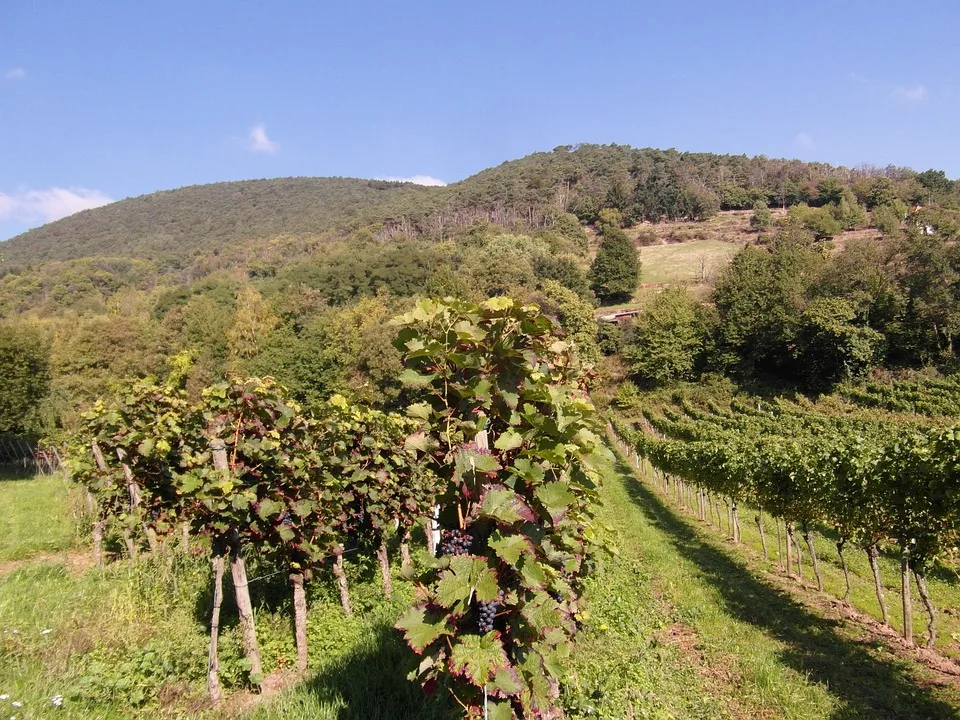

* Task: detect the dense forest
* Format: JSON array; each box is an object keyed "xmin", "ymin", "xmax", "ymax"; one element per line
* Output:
[{"xmin": 1, "ymin": 143, "xmax": 959, "ymax": 438}]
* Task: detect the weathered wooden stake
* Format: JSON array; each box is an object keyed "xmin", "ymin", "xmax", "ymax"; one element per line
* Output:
[{"xmin": 290, "ymin": 572, "xmax": 309, "ymax": 671}]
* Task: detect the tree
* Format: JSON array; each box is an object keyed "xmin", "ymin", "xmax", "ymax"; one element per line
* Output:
[
  {"xmin": 588, "ymin": 227, "xmax": 640, "ymax": 304},
  {"xmin": 831, "ymin": 189, "xmax": 867, "ymax": 230},
  {"xmin": 0, "ymin": 323, "xmax": 51, "ymax": 434},
  {"xmin": 750, "ymin": 200, "xmax": 774, "ymax": 230},
  {"xmin": 624, "ymin": 287, "xmax": 709, "ymax": 386},
  {"xmin": 539, "ymin": 280, "xmax": 601, "ymax": 367},
  {"xmin": 787, "ymin": 203, "xmax": 842, "ymax": 240},
  {"xmin": 815, "ymin": 178, "xmax": 845, "ymax": 206},
  {"xmin": 866, "ymin": 177, "xmax": 899, "ymax": 209},
  {"xmin": 872, "ymin": 204, "xmax": 904, "ymax": 237},
  {"xmin": 793, "ymin": 297, "xmax": 883, "ymax": 390},
  {"xmin": 226, "ymin": 286, "xmax": 279, "ymax": 371},
  {"xmin": 712, "ymin": 233, "xmax": 825, "ymax": 378}
]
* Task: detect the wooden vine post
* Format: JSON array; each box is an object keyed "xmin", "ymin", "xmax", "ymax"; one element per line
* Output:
[
  {"xmin": 289, "ymin": 572, "xmax": 309, "ymax": 672},
  {"xmin": 332, "ymin": 544, "xmax": 352, "ymax": 617},
  {"xmin": 901, "ymin": 545, "xmax": 913, "ymax": 646},
  {"xmin": 211, "ymin": 437, "xmax": 264, "ymax": 685},
  {"xmin": 207, "ymin": 539, "xmax": 227, "ymax": 703},
  {"xmin": 89, "ymin": 441, "xmax": 109, "ymax": 568},
  {"xmin": 867, "ymin": 545, "xmax": 890, "ymax": 626},
  {"xmin": 116, "ymin": 447, "xmax": 159, "ymax": 552}
]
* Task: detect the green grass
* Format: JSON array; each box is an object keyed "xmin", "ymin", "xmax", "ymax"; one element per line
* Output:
[
  {"xmin": 638, "ymin": 455, "xmax": 960, "ymax": 660},
  {"xmin": 637, "ymin": 239, "xmax": 738, "ymax": 285},
  {"xmin": 0, "ymin": 471, "xmax": 80, "ymax": 561},
  {"xmin": 612, "ymin": 445, "xmax": 960, "ymax": 718},
  {"xmin": 3, "ymin": 458, "xmax": 960, "ymax": 719}
]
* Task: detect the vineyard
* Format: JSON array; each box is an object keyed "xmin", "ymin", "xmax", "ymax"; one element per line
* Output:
[
  {"xmin": 1, "ymin": 297, "xmax": 611, "ymax": 720},
  {"xmin": 5, "ymin": 301, "xmax": 960, "ymax": 717},
  {"xmin": 611, "ymin": 376, "xmax": 960, "ymax": 654}
]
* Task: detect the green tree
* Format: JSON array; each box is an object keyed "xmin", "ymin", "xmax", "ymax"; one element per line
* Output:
[
  {"xmin": 535, "ymin": 254, "xmax": 593, "ymax": 300},
  {"xmin": 872, "ymin": 204, "xmax": 904, "ymax": 237},
  {"xmin": 816, "ymin": 178, "xmax": 845, "ymax": 206},
  {"xmin": 831, "ymin": 189, "xmax": 867, "ymax": 230},
  {"xmin": 712, "ymin": 233, "xmax": 825, "ymax": 377},
  {"xmin": 0, "ymin": 323, "xmax": 51, "ymax": 434},
  {"xmin": 624, "ymin": 287, "xmax": 709, "ymax": 386},
  {"xmin": 750, "ymin": 199, "xmax": 774, "ymax": 230},
  {"xmin": 787, "ymin": 203, "xmax": 842, "ymax": 240},
  {"xmin": 539, "ymin": 280, "xmax": 601, "ymax": 367},
  {"xmin": 793, "ymin": 297, "xmax": 883, "ymax": 390},
  {"xmin": 588, "ymin": 227, "xmax": 640, "ymax": 304},
  {"xmin": 596, "ymin": 207, "xmax": 624, "ymax": 234},
  {"xmin": 866, "ymin": 177, "xmax": 899, "ymax": 209}
]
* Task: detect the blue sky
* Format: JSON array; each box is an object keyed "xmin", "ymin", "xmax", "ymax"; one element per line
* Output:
[{"xmin": 1, "ymin": 1, "xmax": 957, "ymax": 241}]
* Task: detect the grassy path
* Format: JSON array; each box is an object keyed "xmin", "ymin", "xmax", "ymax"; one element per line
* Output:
[{"xmin": 603, "ymin": 445, "xmax": 960, "ymax": 719}]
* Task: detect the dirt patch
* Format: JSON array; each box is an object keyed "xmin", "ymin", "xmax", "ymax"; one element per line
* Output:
[
  {"xmin": 0, "ymin": 549, "xmax": 94, "ymax": 579},
  {"xmin": 654, "ymin": 620, "xmax": 776, "ymax": 720},
  {"xmin": 216, "ymin": 668, "xmax": 303, "ymax": 717}
]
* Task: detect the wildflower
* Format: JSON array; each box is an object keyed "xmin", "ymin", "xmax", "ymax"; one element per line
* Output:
[
  {"xmin": 0, "ymin": 695, "xmax": 8, "ymax": 700},
  {"xmin": 51, "ymin": 695, "xmax": 64, "ymax": 707},
  {"xmin": 10, "ymin": 702, "xmax": 20, "ymax": 708},
  {"xmin": 40, "ymin": 629, "xmax": 52, "ymax": 635}
]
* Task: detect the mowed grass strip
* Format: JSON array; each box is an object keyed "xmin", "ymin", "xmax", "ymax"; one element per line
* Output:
[{"xmin": 611, "ymin": 442, "xmax": 960, "ymax": 719}]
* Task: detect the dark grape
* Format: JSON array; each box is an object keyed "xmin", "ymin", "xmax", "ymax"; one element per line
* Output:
[
  {"xmin": 440, "ymin": 529, "xmax": 472, "ymax": 556},
  {"xmin": 476, "ymin": 590, "xmax": 505, "ymax": 633}
]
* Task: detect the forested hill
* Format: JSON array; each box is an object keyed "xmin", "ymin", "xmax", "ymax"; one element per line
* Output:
[
  {"xmin": 0, "ymin": 177, "xmax": 445, "ymax": 266},
  {"xmin": 4, "ymin": 144, "xmax": 956, "ymax": 268}
]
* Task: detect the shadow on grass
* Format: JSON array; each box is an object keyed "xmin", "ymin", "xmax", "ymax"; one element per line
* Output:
[
  {"xmin": 0, "ymin": 464, "xmax": 40, "ymax": 481},
  {"xmin": 299, "ymin": 623, "xmax": 455, "ymax": 720},
  {"xmin": 616, "ymin": 456, "xmax": 960, "ymax": 720}
]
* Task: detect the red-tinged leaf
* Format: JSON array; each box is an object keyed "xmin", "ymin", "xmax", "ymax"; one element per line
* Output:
[
  {"xmin": 517, "ymin": 554, "xmax": 549, "ymax": 589},
  {"xmin": 491, "ymin": 666, "xmax": 523, "ymax": 698},
  {"xmin": 488, "ymin": 699, "xmax": 517, "ymax": 720},
  {"xmin": 395, "ymin": 605, "xmax": 451, "ymax": 653},
  {"xmin": 448, "ymin": 632, "xmax": 510, "ymax": 685},
  {"xmin": 480, "ymin": 486, "xmax": 536, "ymax": 525},
  {"xmin": 534, "ymin": 481, "xmax": 575, "ymax": 524},
  {"xmin": 436, "ymin": 555, "xmax": 498, "ymax": 611},
  {"xmin": 520, "ymin": 591, "xmax": 563, "ymax": 636},
  {"xmin": 488, "ymin": 530, "xmax": 535, "ymax": 567}
]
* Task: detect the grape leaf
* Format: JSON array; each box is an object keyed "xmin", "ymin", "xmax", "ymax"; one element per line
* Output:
[
  {"xmin": 488, "ymin": 531, "xmax": 534, "ymax": 567},
  {"xmin": 449, "ymin": 632, "xmax": 510, "ymax": 684},
  {"xmin": 396, "ymin": 606, "xmax": 452, "ymax": 653},
  {"xmin": 494, "ymin": 430, "xmax": 524, "ymax": 452},
  {"xmin": 487, "ymin": 699, "xmax": 516, "ymax": 720},
  {"xmin": 520, "ymin": 592, "xmax": 562, "ymax": 635},
  {"xmin": 534, "ymin": 482, "xmax": 575, "ymax": 523},
  {"xmin": 480, "ymin": 487, "xmax": 536, "ymax": 524}
]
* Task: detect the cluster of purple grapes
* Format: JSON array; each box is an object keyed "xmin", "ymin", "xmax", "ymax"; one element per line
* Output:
[
  {"xmin": 440, "ymin": 529, "xmax": 472, "ymax": 556},
  {"xmin": 477, "ymin": 591, "xmax": 504, "ymax": 633}
]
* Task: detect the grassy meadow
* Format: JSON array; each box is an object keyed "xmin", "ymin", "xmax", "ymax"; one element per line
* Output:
[{"xmin": 3, "ymin": 456, "xmax": 960, "ymax": 719}]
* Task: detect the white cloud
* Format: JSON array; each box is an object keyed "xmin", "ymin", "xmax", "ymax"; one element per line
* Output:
[
  {"xmin": 247, "ymin": 123, "xmax": 279, "ymax": 154},
  {"xmin": 4, "ymin": 67, "xmax": 25, "ymax": 80},
  {"xmin": 795, "ymin": 132, "xmax": 816, "ymax": 150},
  {"xmin": 377, "ymin": 175, "xmax": 447, "ymax": 186},
  {"xmin": 0, "ymin": 187, "xmax": 114, "ymax": 224},
  {"xmin": 892, "ymin": 84, "xmax": 928, "ymax": 102}
]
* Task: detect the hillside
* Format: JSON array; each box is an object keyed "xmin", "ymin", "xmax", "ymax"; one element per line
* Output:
[
  {"xmin": 0, "ymin": 178, "xmax": 445, "ymax": 267},
  {"xmin": 5, "ymin": 143, "xmax": 953, "ymax": 270}
]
